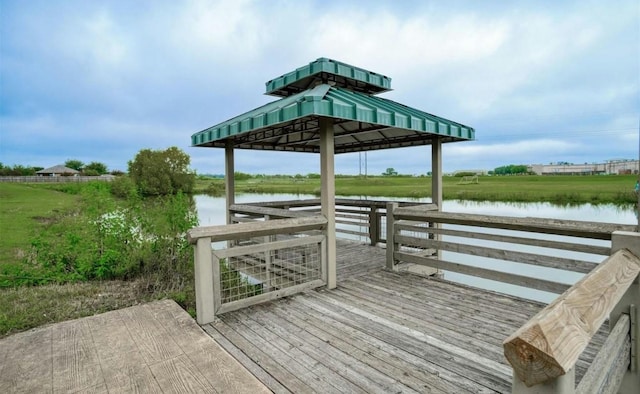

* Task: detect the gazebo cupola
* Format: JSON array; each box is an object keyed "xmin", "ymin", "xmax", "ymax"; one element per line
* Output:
[
  {"xmin": 264, "ymin": 56, "xmax": 392, "ymax": 97},
  {"xmin": 192, "ymin": 57, "xmax": 474, "ymax": 289}
]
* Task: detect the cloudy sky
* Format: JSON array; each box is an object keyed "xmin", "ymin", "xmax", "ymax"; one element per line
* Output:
[{"xmin": 1, "ymin": 0, "xmax": 638, "ymax": 175}]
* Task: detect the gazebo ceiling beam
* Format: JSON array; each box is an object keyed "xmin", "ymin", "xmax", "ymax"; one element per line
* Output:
[
  {"xmin": 283, "ymin": 124, "xmax": 395, "ymax": 146},
  {"xmin": 335, "ymin": 133, "xmax": 436, "ymax": 152},
  {"xmin": 232, "ymin": 118, "xmax": 320, "ymax": 145}
]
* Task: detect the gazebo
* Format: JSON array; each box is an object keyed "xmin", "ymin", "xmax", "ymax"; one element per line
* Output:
[
  {"xmin": 191, "ymin": 57, "xmax": 474, "ymax": 290},
  {"xmin": 187, "ymin": 59, "xmax": 640, "ymax": 393}
]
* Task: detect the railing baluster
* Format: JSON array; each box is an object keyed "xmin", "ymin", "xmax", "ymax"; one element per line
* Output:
[{"xmin": 386, "ymin": 202, "xmax": 398, "ymax": 270}]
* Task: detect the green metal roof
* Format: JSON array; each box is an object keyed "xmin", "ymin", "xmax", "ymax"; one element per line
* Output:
[
  {"xmin": 265, "ymin": 58, "xmax": 392, "ymax": 97},
  {"xmin": 191, "ymin": 83, "xmax": 474, "ymax": 154}
]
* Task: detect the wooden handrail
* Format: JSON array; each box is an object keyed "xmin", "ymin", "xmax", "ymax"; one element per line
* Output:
[
  {"xmin": 229, "ymin": 204, "xmax": 318, "ymax": 219},
  {"xmin": 244, "ymin": 198, "xmax": 436, "ymax": 209},
  {"xmin": 187, "ymin": 216, "xmax": 327, "ymax": 244},
  {"xmin": 394, "ymin": 208, "xmax": 636, "ymax": 239},
  {"xmin": 503, "ymin": 248, "xmax": 640, "ymax": 387}
]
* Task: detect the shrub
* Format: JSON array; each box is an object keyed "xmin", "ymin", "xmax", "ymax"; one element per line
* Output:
[
  {"xmin": 128, "ymin": 147, "xmax": 196, "ymax": 196},
  {"xmin": 110, "ymin": 176, "xmax": 138, "ymax": 199}
]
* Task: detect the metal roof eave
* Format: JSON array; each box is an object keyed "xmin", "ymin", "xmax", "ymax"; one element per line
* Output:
[{"xmin": 191, "ymin": 85, "xmax": 474, "ymax": 153}]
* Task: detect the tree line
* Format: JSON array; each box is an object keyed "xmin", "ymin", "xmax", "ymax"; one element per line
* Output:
[
  {"xmin": 0, "ymin": 160, "xmax": 111, "ymax": 176},
  {"xmin": 491, "ymin": 164, "xmax": 530, "ymax": 175},
  {"xmin": 2, "ymin": 146, "xmax": 196, "ymax": 197}
]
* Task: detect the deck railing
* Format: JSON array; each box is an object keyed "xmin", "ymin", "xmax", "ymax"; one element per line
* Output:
[
  {"xmin": 187, "ymin": 213, "xmax": 327, "ymax": 325},
  {"xmin": 504, "ymin": 231, "xmax": 640, "ymax": 393},
  {"xmin": 385, "ymin": 203, "xmax": 636, "ymax": 295},
  {"xmin": 242, "ymin": 198, "xmax": 435, "ymax": 245},
  {"xmin": 385, "ymin": 203, "xmax": 639, "ymax": 392}
]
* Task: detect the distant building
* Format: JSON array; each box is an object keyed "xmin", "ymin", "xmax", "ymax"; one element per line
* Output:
[
  {"xmin": 528, "ymin": 159, "xmax": 639, "ymax": 175},
  {"xmin": 36, "ymin": 165, "xmax": 80, "ymax": 177}
]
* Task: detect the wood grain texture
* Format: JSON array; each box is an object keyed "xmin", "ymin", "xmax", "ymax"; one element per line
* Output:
[
  {"xmin": 395, "ymin": 234, "xmax": 598, "ymax": 274},
  {"xmin": 200, "ymin": 240, "xmax": 607, "ymax": 393},
  {"xmin": 0, "ymin": 299, "xmax": 269, "ymax": 393},
  {"xmin": 395, "ymin": 223, "xmax": 611, "ymax": 256},
  {"xmin": 503, "ymin": 249, "xmax": 640, "ymax": 387},
  {"xmin": 230, "ymin": 203, "xmax": 317, "ymax": 218},
  {"xmin": 393, "ymin": 208, "xmax": 636, "ymax": 239},
  {"xmin": 187, "ymin": 216, "xmax": 327, "ymax": 244},
  {"xmin": 576, "ymin": 314, "xmax": 630, "ymax": 394},
  {"xmin": 395, "ymin": 251, "xmax": 570, "ymax": 294}
]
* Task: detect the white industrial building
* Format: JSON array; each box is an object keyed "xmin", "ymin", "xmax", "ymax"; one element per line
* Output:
[{"xmin": 528, "ymin": 159, "xmax": 639, "ymax": 175}]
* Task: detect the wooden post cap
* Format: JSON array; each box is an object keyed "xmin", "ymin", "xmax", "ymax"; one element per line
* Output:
[
  {"xmin": 503, "ymin": 326, "xmax": 569, "ymax": 386},
  {"xmin": 503, "ymin": 249, "xmax": 640, "ymax": 387}
]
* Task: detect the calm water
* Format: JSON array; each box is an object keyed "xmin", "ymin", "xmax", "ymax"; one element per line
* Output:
[{"xmin": 194, "ymin": 193, "xmax": 637, "ymax": 303}]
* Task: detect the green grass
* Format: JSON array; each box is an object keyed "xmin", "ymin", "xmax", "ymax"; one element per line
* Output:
[
  {"xmin": 0, "ymin": 182, "xmax": 198, "ymax": 337},
  {"xmin": 195, "ymin": 174, "xmax": 639, "ymax": 205},
  {"xmin": 0, "ymin": 183, "xmax": 79, "ymax": 267},
  {"xmin": 1, "ymin": 176, "xmax": 637, "ymax": 337}
]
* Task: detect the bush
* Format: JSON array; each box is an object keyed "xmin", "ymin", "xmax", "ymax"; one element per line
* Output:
[
  {"xmin": 128, "ymin": 147, "xmax": 196, "ymax": 196},
  {"xmin": 110, "ymin": 176, "xmax": 138, "ymax": 199},
  {"xmin": 11, "ymin": 187, "xmax": 198, "ymax": 288},
  {"xmin": 205, "ymin": 182, "xmax": 224, "ymax": 196},
  {"xmin": 234, "ymin": 171, "xmax": 252, "ymax": 181}
]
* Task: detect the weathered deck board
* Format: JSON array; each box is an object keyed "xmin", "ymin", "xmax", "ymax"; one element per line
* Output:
[
  {"xmin": 0, "ymin": 299, "xmax": 269, "ymax": 394},
  {"xmin": 206, "ymin": 239, "xmax": 607, "ymax": 393}
]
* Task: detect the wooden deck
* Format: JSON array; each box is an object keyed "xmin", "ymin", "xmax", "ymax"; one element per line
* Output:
[
  {"xmin": 0, "ymin": 299, "xmax": 269, "ymax": 393},
  {"xmin": 204, "ymin": 240, "xmax": 607, "ymax": 394}
]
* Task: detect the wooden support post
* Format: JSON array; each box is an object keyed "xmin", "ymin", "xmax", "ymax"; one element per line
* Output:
[
  {"xmin": 264, "ymin": 214, "xmax": 272, "ymax": 292},
  {"xmin": 611, "ymin": 231, "xmax": 640, "ymax": 393},
  {"xmin": 386, "ymin": 202, "xmax": 398, "ymax": 270},
  {"xmin": 369, "ymin": 206, "xmax": 379, "ymax": 245},
  {"xmin": 320, "ymin": 237, "xmax": 327, "ymax": 284},
  {"xmin": 431, "ymin": 138, "xmax": 442, "ymax": 209},
  {"xmin": 194, "ymin": 237, "xmax": 216, "ymax": 325},
  {"xmin": 319, "ymin": 117, "xmax": 336, "ymax": 289},
  {"xmin": 431, "ymin": 139, "xmax": 443, "ymax": 263},
  {"xmin": 225, "ymin": 141, "xmax": 235, "ymax": 226}
]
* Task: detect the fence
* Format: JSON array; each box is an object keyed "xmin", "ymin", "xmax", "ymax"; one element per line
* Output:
[
  {"xmin": 0, "ymin": 176, "xmax": 114, "ymax": 183},
  {"xmin": 384, "ymin": 203, "xmax": 639, "ymax": 393},
  {"xmin": 385, "ymin": 203, "xmax": 636, "ymax": 295},
  {"xmin": 242, "ymin": 198, "xmax": 436, "ymax": 245},
  {"xmin": 187, "ymin": 212, "xmax": 327, "ymax": 325}
]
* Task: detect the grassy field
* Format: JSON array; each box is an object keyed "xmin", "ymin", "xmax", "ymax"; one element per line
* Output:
[
  {"xmin": 1, "ymin": 176, "xmax": 637, "ymax": 336},
  {"xmin": 0, "ymin": 182, "xmax": 196, "ymax": 337},
  {"xmin": 196, "ymin": 174, "xmax": 639, "ymax": 205},
  {"xmin": 0, "ymin": 183, "xmax": 80, "ymax": 266}
]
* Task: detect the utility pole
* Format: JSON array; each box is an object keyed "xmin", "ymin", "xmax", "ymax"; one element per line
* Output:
[
  {"xmin": 364, "ymin": 151, "xmax": 368, "ymax": 178},
  {"xmin": 637, "ymin": 117, "xmax": 639, "ymax": 230}
]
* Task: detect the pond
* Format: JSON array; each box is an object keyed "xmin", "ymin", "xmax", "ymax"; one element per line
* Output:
[{"xmin": 194, "ymin": 193, "xmax": 637, "ymax": 303}]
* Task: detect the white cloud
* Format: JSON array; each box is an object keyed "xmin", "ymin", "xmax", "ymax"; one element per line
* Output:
[
  {"xmin": 1, "ymin": 0, "xmax": 638, "ymax": 175},
  {"xmin": 447, "ymin": 139, "xmax": 577, "ymax": 161}
]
